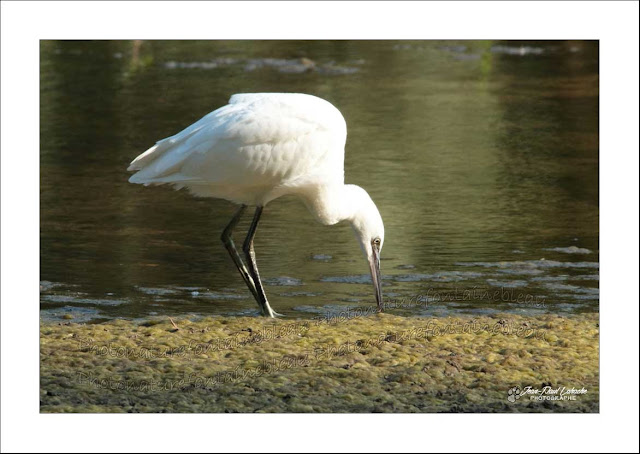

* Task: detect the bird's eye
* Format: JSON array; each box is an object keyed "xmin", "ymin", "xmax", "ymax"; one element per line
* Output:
[{"xmin": 373, "ymin": 238, "xmax": 381, "ymax": 246}]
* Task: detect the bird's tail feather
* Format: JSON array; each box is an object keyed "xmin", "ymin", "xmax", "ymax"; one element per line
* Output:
[{"xmin": 127, "ymin": 137, "xmax": 176, "ymax": 172}]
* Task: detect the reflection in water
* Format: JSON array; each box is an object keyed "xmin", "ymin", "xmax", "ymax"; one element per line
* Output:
[{"xmin": 40, "ymin": 40, "xmax": 599, "ymax": 322}]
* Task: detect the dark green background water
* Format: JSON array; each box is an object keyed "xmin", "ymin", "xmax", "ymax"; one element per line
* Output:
[{"xmin": 40, "ymin": 40, "xmax": 599, "ymax": 322}]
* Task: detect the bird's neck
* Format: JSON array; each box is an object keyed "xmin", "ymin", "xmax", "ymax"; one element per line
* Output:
[{"xmin": 300, "ymin": 184, "xmax": 365, "ymax": 226}]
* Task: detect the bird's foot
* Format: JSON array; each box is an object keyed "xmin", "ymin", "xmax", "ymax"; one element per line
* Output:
[{"xmin": 263, "ymin": 304, "xmax": 284, "ymax": 318}]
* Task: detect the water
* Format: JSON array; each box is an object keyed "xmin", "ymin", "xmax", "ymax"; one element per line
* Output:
[{"xmin": 40, "ymin": 40, "xmax": 599, "ymax": 322}]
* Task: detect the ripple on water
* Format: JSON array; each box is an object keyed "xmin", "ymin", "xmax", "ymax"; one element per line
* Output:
[
  {"xmin": 557, "ymin": 293, "xmax": 600, "ymax": 301},
  {"xmin": 40, "ymin": 280, "xmax": 68, "ymax": 292},
  {"xmin": 316, "ymin": 65, "xmax": 359, "ymax": 75},
  {"xmin": 321, "ymin": 275, "xmax": 372, "ymax": 284},
  {"xmin": 263, "ymin": 276, "xmax": 303, "ymax": 286},
  {"xmin": 486, "ymin": 279, "xmax": 528, "ymax": 288},
  {"xmin": 164, "ymin": 57, "xmax": 359, "ymax": 76},
  {"xmin": 456, "ymin": 260, "xmax": 599, "ymax": 270},
  {"xmin": 135, "ymin": 286, "xmax": 182, "ymax": 296},
  {"xmin": 543, "ymin": 246, "xmax": 593, "ymax": 254},
  {"xmin": 41, "ymin": 294, "xmax": 128, "ymax": 306},
  {"xmin": 395, "ymin": 264, "xmax": 416, "ymax": 270},
  {"xmin": 191, "ymin": 291, "xmax": 247, "ymax": 300},
  {"xmin": 543, "ymin": 283, "xmax": 599, "ymax": 295},
  {"xmin": 393, "ymin": 270, "xmax": 484, "ymax": 282},
  {"xmin": 571, "ymin": 274, "xmax": 600, "ymax": 281},
  {"xmin": 530, "ymin": 275, "xmax": 570, "ymax": 282},
  {"xmin": 293, "ymin": 303, "xmax": 370, "ymax": 317},
  {"xmin": 437, "ymin": 44, "xmax": 468, "ymax": 53},
  {"xmin": 292, "ymin": 305, "xmax": 326, "ymax": 314},
  {"xmin": 226, "ymin": 308, "xmax": 262, "ymax": 317},
  {"xmin": 490, "ymin": 45, "xmax": 544, "ymax": 56},
  {"xmin": 339, "ymin": 297, "xmax": 363, "ymax": 303},
  {"xmin": 542, "ymin": 282, "xmax": 599, "ymax": 301},
  {"xmin": 279, "ymin": 291, "xmax": 321, "ymax": 297}
]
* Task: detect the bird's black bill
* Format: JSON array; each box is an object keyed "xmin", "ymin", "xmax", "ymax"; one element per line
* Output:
[{"xmin": 369, "ymin": 246, "xmax": 383, "ymax": 312}]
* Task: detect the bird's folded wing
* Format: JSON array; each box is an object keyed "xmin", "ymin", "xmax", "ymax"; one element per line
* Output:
[{"xmin": 128, "ymin": 94, "xmax": 345, "ymax": 188}]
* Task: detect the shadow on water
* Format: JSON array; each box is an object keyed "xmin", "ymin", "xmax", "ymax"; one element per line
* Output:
[{"xmin": 40, "ymin": 40, "xmax": 599, "ymax": 322}]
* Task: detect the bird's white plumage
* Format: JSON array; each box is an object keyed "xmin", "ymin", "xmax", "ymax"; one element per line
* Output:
[
  {"xmin": 128, "ymin": 93, "xmax": 347, "ymax": 205},
  {"xmin": 129, "ymin": 92, "xmax": 385, "ymax": 316}
]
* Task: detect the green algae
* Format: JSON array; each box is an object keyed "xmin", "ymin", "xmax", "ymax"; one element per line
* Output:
[{"xmin": 40, "ymin": 313, "xmax": 599, "ymax": 413}]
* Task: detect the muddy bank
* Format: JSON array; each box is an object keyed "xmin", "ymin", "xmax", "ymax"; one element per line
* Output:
[{"xmin": 40, "ymin": 312, "xmax": 599, "ymax": 413}]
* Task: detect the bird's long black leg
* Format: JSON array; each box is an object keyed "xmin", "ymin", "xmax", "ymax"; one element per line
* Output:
[
  {"xmin": 220, "ymin": 205, "xmax": 260, "ymax": 305},
  {"xmin": 243, "ymin": 206, "xmax": 280, "ymax": 318}
]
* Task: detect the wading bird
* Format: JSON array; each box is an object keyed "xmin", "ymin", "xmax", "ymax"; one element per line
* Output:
[{"xmin": 128, "ymin": 93, "xmax": 384, "ymax": 317}]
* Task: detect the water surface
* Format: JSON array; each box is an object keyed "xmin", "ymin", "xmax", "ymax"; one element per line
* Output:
[{"xmin": 40, "ymin": 40, "xmax": 599, "ymax": 322}]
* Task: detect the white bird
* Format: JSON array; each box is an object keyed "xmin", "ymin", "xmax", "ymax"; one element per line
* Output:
[{"xmin": 128, "ymin": 93, "xmax": 384, "ymax": 317}]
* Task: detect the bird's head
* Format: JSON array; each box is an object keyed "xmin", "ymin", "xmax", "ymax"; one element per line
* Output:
[{"xmin": 345, "ymin": 185, "xmax": 385, "ymax": 312}]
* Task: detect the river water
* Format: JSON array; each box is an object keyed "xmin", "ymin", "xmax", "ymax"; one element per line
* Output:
[{"xmin": 40, "ymin": 40, "xmax": 599, "ymax": 322}]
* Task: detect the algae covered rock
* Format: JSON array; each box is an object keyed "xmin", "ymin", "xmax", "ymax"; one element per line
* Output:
[{"xmin": 40, "ymin": 313, "xmax": 599, "ymax": 413}]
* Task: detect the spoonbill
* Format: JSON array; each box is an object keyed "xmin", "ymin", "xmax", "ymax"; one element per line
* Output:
[{"xmin": 128, "ymin": 93, "xmax": 384, "ymax": 317}]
